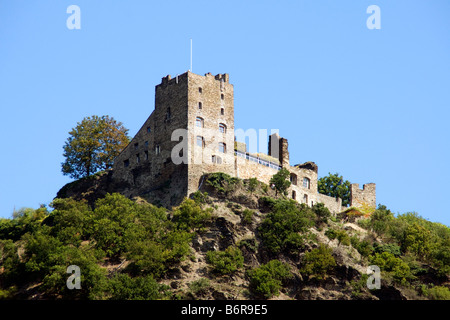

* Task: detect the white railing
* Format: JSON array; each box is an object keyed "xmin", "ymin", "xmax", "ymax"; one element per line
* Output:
[{"xmin": 235, "ymin": 150, "xmax": 281, "ymax": 170}]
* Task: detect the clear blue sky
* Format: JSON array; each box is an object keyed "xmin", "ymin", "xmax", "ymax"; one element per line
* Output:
[{"xmin": 0, "ymin": 1, "xmax": 449, "ymax": 225}]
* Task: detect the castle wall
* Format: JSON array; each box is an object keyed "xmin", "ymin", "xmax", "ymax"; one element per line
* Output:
[
  {"xmin": 235, "ymin": 155, "xmax": 280, "ymax": 184},
  {"xmin": 316, "ymin": 193, "xmax": 343, "ymax": 215},
  {"xmin": 112, "ymin": 73, "xmax": 190, "ymax": 206}
]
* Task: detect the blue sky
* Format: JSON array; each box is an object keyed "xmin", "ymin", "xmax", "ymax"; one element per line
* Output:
[{"xmin": 0, "ymin": 1, "xmax": 449, "ymax": 225}]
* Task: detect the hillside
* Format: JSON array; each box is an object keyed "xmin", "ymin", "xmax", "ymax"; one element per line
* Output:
[{"xmin": 0, "ymin": 172, "xmax": 449, "ymax": 300}]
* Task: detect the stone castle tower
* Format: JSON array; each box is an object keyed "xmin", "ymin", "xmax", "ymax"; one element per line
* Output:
[
  {"xmin": 112, "ymin": 71, "xmax": 235, "ymax": 206},
  {"xmin": 112, "ymin": 71, "xmax": 376, "ymax": 213}
]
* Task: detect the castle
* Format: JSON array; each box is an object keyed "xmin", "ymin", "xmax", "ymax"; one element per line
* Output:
[{"xmin": 112, "ymin": 71, "xmax": 376, "ymax": 214}]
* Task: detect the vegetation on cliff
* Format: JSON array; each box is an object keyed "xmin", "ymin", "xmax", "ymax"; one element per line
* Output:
[{"xmin": 0, "ymin": 172, "xmax": 449, "ymax": 300}]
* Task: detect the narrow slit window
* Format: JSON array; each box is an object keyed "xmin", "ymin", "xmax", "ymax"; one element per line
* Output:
[
  {"xmin": 198, "ymin": 102, "xmax": 202, "ymax": 109},
  {"xmin": 220, "ymin": 108, "xmax": 224, "ymax": 115},
  {"xmin": 196, "ymin": 136, "xmax": 205, "ymax": 148}
]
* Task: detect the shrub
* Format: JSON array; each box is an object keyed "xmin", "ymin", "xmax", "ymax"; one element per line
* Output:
[
  {"xmin": 350, "ymin": 236, "xmax": 373, "ymax": 257},
  {"xmin": 241, "ymin": 209, "xmax": 254, "ymax": 225},
  {"xmin": 300, "ymin": 244, "xmax": 336, "ymax": 280},
  {"xmin": 206, "ymin": 246, "xmax": 244, "ymax": 275},
  {"xmin": 373, "ymin": 243, "xmax": 401, "ymax": 257},
  {"xmin": 420, "ymin": 285, "xmax": 450, "ymax": 300},
  {"xmin": 312, "ymin": 203, "xmax": 331, "ymax": 225},
  {"xmin": 247, "ymin": 178, "xmax": 259, "ymax": 194},
  {"xmin": 259, "ymin": 199, "xmax": 314, "ymax": 254},
  {"xmin": 246, "ymin": 260, "xmax": 292, "ymax": 299},
  {"xmin": 190, "ymin": 191, "xmax": 209, "ymax": 204},
  {"xmin": 106, "ymin": 274, "xmax": 170, "ymax": 300},
  {"xmin": 206, "ymin": 172, "xmax": 239, "ymax": 195},
  {"xmin": 325, "ymin": 228, "xmax": 350, "ymax": 246},
  {"xmin": 269, "ymin": 168, "xmax": 291, "ymax": 196},
  {"xmin": 172, "ymin": 198, "xmax": 212, "ymax": 233},
  {"xmin": 370, "ymin": 252, "xmax": 414, "ymax": 283},
  {"xmin": 188, "ymin": 278, "xmax": 211, "ymax": 296}
]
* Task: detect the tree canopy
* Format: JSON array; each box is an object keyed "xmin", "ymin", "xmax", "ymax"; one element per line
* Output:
[
  {"xmin": 318, "ymin": 172, "xmax": 351, "ymax": 207},
  {"xmin": 61, "ymin": 115, "xmax": 130, "ymax": 179}
]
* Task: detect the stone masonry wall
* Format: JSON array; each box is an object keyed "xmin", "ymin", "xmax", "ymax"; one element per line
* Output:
[{"xmin": 350, "ymin": 183, "xmax": 376, "ymax": 209}]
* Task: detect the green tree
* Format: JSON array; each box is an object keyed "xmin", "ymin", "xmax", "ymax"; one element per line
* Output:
[
  {"xmin": 247, "ymin": 178, "xmax": 259, "ymax": 194},
  {"xmin": 401, "ymin": 223, "xmax": 433, "ymax": 259},
  {"xmin": 105, "ymin": 274, "xmax": 170, "ymax": 300},
  {"xmin": 259, "ymin": 199, "xmax": 314, "ymax": 254},
  {"xmin": 61, "ymin": 115, "xmax": 130, "ymax": 179},
  {"xmin": 300, "ymin": 244, "xmax": 336, "ymax": 280},
  {"xmin": 206, "ymin": 246, "xmax": 244, "ymax": 275},
  {"xmin": 172, "ymin": 198, "xmax": 212, "ymax": 233},
  {"xmin": 269, "ymin": 168, "xmax": 291, "ymax": 196},
  {"xmin": 246, "ymin": 260, "xmax": 292, "ymax": 299},
  {"xmin": 318, "ymin": 173, "xmax": 351, "ymax": 207}
]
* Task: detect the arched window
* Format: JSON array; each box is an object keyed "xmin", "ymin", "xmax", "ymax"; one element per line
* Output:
[
  {"xmin": 219, "ymin": 123, "xmax": 227, "ymax": 133},
  {"xmin": 219, "ymin": 142, "xmax": 226, "ymax": 153},
  {"xmin": 196, "ymin": 136, "xmax": 205, "ymax": 148},
  {"xmin": 303, "ymin": 177, "xmax": 310, "ymax": 189},
  {"xmin": 303, "ymin": 194, "xmax": 308, "ymax": 204},
  {"xmin": 196, "ymin": 117, "xmax": 204, "ymax": 128}
]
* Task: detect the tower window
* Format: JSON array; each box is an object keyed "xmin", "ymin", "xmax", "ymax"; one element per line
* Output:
[
  {"xmin": 144, "ymin": 151, "xmax": 149, "ymax": 161},
  {"xmin": 290, "ymin": 173, "xmax": 297, "ymax": 185},
  {"xmin": 219, "ymin": 123, "xmax": 227, "ymax": 133},
  {"xmin": 199, "ymin": 87, "xmax": 203, "ymax": 94},
  {"xmin": 197, "ymin": 136, "xmax": 205, "ymax": 148},
  {"xmin": 196, "ymin": 117, "xmax": 204, "ymax": 128},
  {"xmin": 147, "ymin": 127, "xmax": 151, "ymax": 133},
  {"xmin": 303, "ymin": 194, "xmax": 308, "ymax": 204},
  {"xmin": 292, "ymin": 190, "xmax": 296, "ymax": 200},
  {"xmin": 220, "ymin": 108, "xmax": 224, "ymax": 115},
  {"xmin": 219, "ymin": 142, "xmax": 226, "ymax": 153},
  {"xmin": 136, "ymin": 154, "xmax": 140, "ymax": 163},
  {"xmin": 155, "ymin": 145, "xmax": 160, "ymax": 155},
  {"xmin": 166, "ymin": 107, "xmax": 171, "ymax": 120},
  {"xmin": 123, "ymin": 159, "xmax": 130, "ymax": 168},
  {"xmin": 198, "ymin": 102, "xmax": 202, "ymax": 109},
  {"xmin": 134, "ymin": 143, "xmax": 139, "ymax": 150},
  {"xmin": 303, "ymin": 177, "xmax": 310, "ymax": 189},
  {"xmin": 221, "ymin": 93, "xmax": 224, "ymax": 100},
  {"xmin": 145, "ymin": 141, "xmax": 149, "ymax": 148}
]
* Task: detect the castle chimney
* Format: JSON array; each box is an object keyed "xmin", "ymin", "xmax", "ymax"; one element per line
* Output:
[{"xmin": 269, "ymin": 133, "xmax": 289, "ymax": 167}]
